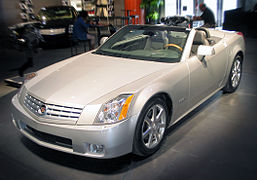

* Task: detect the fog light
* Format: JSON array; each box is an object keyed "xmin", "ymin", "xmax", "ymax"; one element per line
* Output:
[{"xmin": 89, "ymin": 144, "xmax": 104, "ymax": 153}]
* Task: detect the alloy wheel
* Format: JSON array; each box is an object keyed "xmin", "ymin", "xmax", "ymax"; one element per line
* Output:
[
  {"xmin": 231, "ymin": 59, "xmax": 241, "ymax": 88},
  {"xmin": 141, "ymin": 104, "xmax": 166, "ymax": 149}
]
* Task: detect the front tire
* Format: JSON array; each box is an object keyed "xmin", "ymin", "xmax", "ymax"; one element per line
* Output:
[
  {"xmin": 223, "ymin": 55, "xmax": 243, "ymax": 93},
  {"xmin": 133, "ymin": 97, "xmax": 168, "ymax": 157}
]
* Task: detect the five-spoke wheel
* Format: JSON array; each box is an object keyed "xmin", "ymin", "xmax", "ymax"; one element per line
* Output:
[
  {"xmin": 223, "ymin": 55, "xmax": 243, "ymax": 93},
  {"xmin": 231, "ymin": 58, "xmax": 241, "ymax": 88},
  {"xmin": 133, "ymin": 97, "xmax": 169, "ymax": 156},
  {"xmin": 141, "ymin": 104, "xmax": 166, "ymax": 149}
]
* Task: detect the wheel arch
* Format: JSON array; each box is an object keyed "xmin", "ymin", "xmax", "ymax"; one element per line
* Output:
[
  {"xmin": 131, "ymin": 89, "xmax": 174, "ymax": 126},
  {"xmin": 223, "ymin": 42, "xmax": 244, "ymax": 87},
  {"xmin": 236, "ymin": 50, "xmax": 244, "ymax": 62},
  {"xmin": 154, "ymin": 92, "xmax": 173, "ymax": 123},
  {"xmin": 142, "ymin": 92, "xmax": 173, "ymax": 124},
  {"xmin": 222, "ymin": 49, "xmax": 244, "ymax": 93},
  {"xmin": 230, "ymin": 37, "xmax": 245, "ymax": 64},
  {"xmin": 226, "ymin": 49, "xmax": 244, "ymax": 79}
]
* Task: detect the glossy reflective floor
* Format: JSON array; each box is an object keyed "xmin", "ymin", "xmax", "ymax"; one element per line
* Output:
[{"xmin": 0, "ymin": 38, "xmax": 256, "ymax": 180}]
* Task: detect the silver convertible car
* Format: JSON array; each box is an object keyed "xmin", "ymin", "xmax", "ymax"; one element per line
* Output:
[{"xmin": 11, "ymin": 25, "xmax": 245, "ymax": 158}]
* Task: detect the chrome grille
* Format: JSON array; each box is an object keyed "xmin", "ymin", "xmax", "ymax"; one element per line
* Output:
[{"xmin": 24, "ymin": 93, "xmax": 83, "ymax": 122}]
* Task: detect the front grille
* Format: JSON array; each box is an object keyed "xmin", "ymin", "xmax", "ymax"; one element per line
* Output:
[
  {"xmin": 24, "ymin": 125, "xmax": 72, "ymax": 149},
  {"xmin": 24, "ymin": 93, "xmax": 83, "ymax": 122}
]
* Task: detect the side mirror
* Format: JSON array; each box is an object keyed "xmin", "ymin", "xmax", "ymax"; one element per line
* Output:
[
  {"xmin": 197, "ymin": 45, "xmax": 215, "ymax": 56},
  {"xmin": 100, "ymin": 37, "xmax": 108, "ymax": 45}
]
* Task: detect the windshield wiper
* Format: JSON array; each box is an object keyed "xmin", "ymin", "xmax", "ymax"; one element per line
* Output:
[
  {"xmin": 93, "ymin": 50, "xmax": 105, "ymax": 55},
  {"xmin": 94, "ymin": 50, "xmax": 130, "ymax": 58}
]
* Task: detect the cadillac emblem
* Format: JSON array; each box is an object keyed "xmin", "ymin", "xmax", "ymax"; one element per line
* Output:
[{"xmin": 38, "ymin": 104, "xmax": 47, "ymax": 116}]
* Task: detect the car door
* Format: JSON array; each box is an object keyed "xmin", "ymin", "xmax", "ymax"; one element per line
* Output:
[
  {"xmin": 208, "ymin": 39, "xmax": 228, "ymax": 88},
  {"xmin": 187, "ymin": 31, "xmax": 227, "ymax": 108},
  {"xmin": 187, "ymin": 55, "xmax": 216, "ymax": 107}
]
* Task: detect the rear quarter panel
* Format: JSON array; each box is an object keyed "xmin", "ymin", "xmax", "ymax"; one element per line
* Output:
[{"xmin": 220, "ymin": 31, "xmax": 245, "ymax": 87}]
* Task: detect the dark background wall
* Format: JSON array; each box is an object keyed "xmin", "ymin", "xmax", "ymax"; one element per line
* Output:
[
  {"xmin": 243, "ymin": 0, "xmax": 257, "ymax": 11},
  {"xmin": 1, "ymin": 0, "xmax": 62, "ymax": 26}
]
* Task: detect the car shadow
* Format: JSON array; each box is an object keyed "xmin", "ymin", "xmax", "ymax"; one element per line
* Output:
[
  {"xmin": 166, "ymin": 91, "xmax": 223, "ymax": 136},
  {"xmin": 21, "ymin": 90, "xmax": 223, "ymax": 174}
]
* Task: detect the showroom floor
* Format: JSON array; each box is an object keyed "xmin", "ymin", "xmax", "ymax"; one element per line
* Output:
[{"xmin": 0, "ymin": 38, "xmax": 257, "ymax": 180}]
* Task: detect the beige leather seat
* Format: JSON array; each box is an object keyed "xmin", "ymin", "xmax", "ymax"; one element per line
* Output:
[{"xmin": 191, "ymin": 31, "xmax": 209, "ymax": 55}]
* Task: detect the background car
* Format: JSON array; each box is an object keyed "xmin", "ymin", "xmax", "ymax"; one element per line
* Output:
[
  {"xmin": 11, "ymin": 25, "xmax": 245, "ymax": 159},
  {"xmin": 37, "ymin": 6, "xmax": 78, "ymax": 44}
]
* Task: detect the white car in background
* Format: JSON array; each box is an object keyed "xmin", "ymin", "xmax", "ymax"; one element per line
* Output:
[{"xmin": 11, "ymin": 25, "xmax": 245, "ymax": 158}]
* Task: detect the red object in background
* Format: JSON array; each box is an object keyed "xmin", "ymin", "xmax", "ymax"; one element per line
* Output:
[
  {"xmin": 88, "ymin": 10, "xmax": 95, "ymax": 16},
  {"xmin": 124, "ymin": 0, "xmax": 145, "ymax": 24},
  {"xmin": 237, "ymin": 32, "xmax": 244, "ymax": 39}
]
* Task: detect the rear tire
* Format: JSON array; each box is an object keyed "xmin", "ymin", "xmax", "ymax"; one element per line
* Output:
[
  {"xmin": 133, "ymin": 97, "xmax": 168, "ymax": 157},
  {"xmin": 223, "ymin": 55, "xmax": 242, "ymax": 93}
]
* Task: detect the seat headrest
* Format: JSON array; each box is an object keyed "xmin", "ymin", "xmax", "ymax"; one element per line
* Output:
[{"xmin": 193, "ymin": 31, "xmax": 209, "ymax": 45}]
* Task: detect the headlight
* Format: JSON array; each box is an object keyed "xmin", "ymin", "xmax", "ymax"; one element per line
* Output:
[
  {"xmin": 95, "ymin": 94, "xmax": 134, "ymax": 124},
  {"xmin": 24, "ymin": 72, "xmax": 37, "ymax": 83},
  {"xmin": 41, "ymin": 16, "xmax": 46, "ymax": 25}
]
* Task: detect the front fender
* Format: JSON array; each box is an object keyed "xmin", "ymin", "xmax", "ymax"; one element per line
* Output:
[
  {"xmin": 131, "ymin": 82, "xmax": 173, "ymax": 116},
  {"xmin": 130, "ymin": 63, "xmax": 190, "ymax": 126}
]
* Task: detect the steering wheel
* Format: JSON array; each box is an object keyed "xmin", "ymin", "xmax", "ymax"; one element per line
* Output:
[{"xmin": 164, "ymin": 43, "xmax": 183, "ymax": 52}]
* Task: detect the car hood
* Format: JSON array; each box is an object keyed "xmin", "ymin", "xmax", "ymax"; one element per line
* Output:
[{"xmin": 26, "ymin": 53, "xmax": 174, "ymax": 106}]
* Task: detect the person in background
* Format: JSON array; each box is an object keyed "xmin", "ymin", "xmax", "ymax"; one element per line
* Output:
[
  {"xmin": 193, "ymin": 3, "xmax": 216, "ymax": 28},
  {"xmin": 72, "ymin": 11, "xmax": 95, "ymax": 49},
  {"xmin": 18, "ymin": 24, "xmax": 44, "ymax": 77}
]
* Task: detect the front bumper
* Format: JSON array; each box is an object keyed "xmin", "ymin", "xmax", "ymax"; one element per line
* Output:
[
  {"xmin": 39, "ymin": 28, "xmax": 70, "ymax": 43},
  {"xmin": 11, "ymin": 94, "xmax": 138, "ymax": 159},
  {"xmin": 40, "ymin": 28, "xmax": 68, "ymax": 36}
]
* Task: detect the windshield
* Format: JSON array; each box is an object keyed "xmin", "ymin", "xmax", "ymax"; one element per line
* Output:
[
  {"xmin": 95, "ymin": 25, "xmax": 189, "ymax": 63},
  {"xmin": 38, "ymin": 7, "xmax": 73, "ymax": 20}
]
